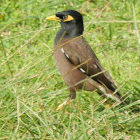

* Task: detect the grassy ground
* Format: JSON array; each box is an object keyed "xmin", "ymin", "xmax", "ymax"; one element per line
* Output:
[{"xmin": 0, "ymin": 0, "xmax": 140, "ymax": 139}]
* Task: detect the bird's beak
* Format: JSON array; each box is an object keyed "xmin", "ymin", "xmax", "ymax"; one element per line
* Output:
[{"xmin": 46, "ymin": 15, "xmax": 60, "ymax": 21}]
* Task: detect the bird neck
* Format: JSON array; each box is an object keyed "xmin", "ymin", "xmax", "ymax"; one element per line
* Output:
[{"xmin": 54, "ymin": 21, "xmax": 84, "ymax": 45}]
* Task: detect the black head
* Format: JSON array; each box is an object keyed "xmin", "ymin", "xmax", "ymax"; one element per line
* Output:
[
  {"xmin": 56, "ymin": 10, "xmax": 83, "ymax": 24},
  {"xmin": 47, "ymin": 10, "xmax": 84, "ymax": 43}
]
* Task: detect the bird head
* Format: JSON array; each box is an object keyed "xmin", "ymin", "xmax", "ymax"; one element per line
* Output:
[{"xmin": 46, "ymin": 10, "xmax": 84, "ymax": 38}]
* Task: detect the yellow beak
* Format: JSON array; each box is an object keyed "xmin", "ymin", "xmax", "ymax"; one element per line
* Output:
[{"xmin": 46, "ymin": 15, "xmax": 60, "ymax": 21}]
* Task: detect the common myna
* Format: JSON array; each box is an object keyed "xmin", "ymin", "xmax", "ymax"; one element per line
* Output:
[{"xmin": 47, "ymin": 10, "xmax": 124, "ymax": 110}]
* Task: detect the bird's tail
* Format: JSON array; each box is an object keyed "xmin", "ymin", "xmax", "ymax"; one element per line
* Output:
[{"xmin": 114, "ymin": 91, "xmax": 129, "ymax": 105}]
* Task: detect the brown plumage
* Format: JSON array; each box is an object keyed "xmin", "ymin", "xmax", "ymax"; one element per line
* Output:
[{"xmin": 47, "ymin": 10, "xmax": 125, "ymax": 110}]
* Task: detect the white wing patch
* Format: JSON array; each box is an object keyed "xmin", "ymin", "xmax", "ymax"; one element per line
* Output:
[
  {"xmin": 61, "ymin": 47, "xmax": 69, "ymax": 59},
  {"xmin": 79, "ymin": 68, "xmax": 86, "ymax": 73},
  {"xmin": 61, "ymin": 48, "xmax": 65, "ymax": 53},
  {"xmin": 65, "ymin": 53, "xmax": 69, "ymax": 58}
]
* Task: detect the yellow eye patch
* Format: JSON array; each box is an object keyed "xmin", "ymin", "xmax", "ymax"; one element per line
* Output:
[{"xmin": 63, "ymin": 15, "xmax": 74, "ymax": 22}]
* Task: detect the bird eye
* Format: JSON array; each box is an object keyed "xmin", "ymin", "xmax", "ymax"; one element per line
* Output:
[{"xmin": 63, "ymin": 15, "xmax": 68, "ymax": 20}]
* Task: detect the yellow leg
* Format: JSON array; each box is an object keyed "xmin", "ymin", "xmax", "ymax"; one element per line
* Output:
[{"xmin": 56, "ymin": 99, "xmax": 73, "ymax": 111}]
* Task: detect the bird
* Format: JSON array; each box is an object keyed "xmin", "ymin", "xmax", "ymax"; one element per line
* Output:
[{"xmin": 46, "ymin": 10, "xmax": 125, "ymax": 110}]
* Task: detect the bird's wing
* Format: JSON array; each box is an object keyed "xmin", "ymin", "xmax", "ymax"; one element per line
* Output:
[{"xmin": 62, "ymin": 37, "xmax": 117, "ymax": 91}]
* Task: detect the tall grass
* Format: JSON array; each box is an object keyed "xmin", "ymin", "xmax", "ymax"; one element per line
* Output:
[{"xmin": 0, "ymin": 0, "xmax": 140, "ymax": 139}]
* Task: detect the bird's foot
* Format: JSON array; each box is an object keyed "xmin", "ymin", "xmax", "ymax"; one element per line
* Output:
[
  {"xmin": 56, "ymin": 99, "xmax": 73, "ymax": 111},
  {"xmin": 105, "ymin": 104, "xmax": 110, "ymax": 108}
]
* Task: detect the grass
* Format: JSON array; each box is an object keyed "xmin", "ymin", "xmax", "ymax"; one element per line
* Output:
[{"xmin": 0, "ymin": 0, "xmax": 140, "ymax": 139}]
